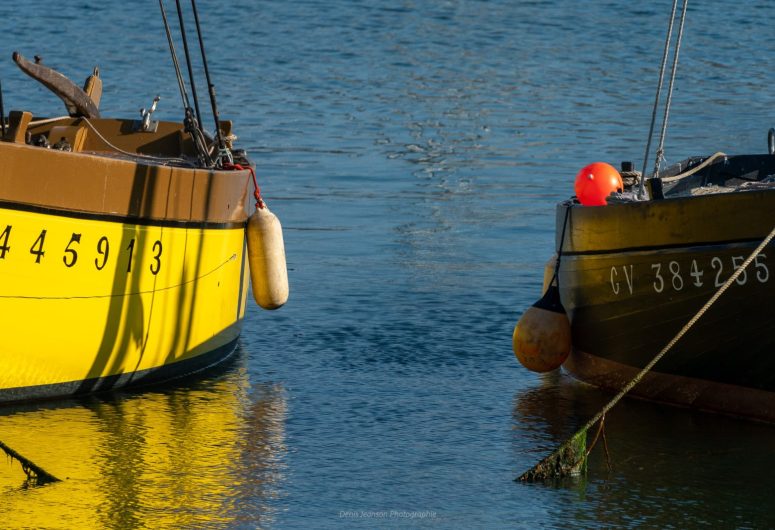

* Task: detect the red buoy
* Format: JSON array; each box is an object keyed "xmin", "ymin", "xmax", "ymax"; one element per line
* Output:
[{"xmin": 574, "ymin": 162, "xmax": 623, "ymax": 206}]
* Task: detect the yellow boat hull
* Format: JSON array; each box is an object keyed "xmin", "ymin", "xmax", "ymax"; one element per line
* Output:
[
  {"xmin": 0, "ymin": 205, "xmax": 250, "ymax": 400},
  {"xmin": 0, "ymin": 53, "xmax": 274, "ymax": 403}
]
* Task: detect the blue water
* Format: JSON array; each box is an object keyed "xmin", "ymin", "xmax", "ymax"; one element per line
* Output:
[{"xmin": 2, "ymin": 0, "xmax": 775, "ymax": 527}]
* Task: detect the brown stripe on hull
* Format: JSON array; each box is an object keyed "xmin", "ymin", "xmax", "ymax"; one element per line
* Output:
[
  {"xmin": 556, "ymin": 186, "xmax": 775, "ymax": 255},
  {"xmin": 564, "ymin": 349, "xmax": 775, "ymax": 423},
  {"xmin": 0, "ymin": 135, "xmax": 253, "ymax": 225},
  {"xmin": 0, "ymin": 199, "xmax": 246, "ymax": 229}
]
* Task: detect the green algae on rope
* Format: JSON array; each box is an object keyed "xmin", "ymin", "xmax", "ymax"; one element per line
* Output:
[
  {"xmin": 518, "ymin": 430, "xmax": 588, "ymax": 482},
  {"xmin": 0, "ymin": 439, "xmax": 60, "ymax": 486}
]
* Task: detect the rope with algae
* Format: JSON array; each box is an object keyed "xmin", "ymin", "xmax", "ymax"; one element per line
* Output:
[
  {"xmin": 0, "ymin": 440, "xmax": 60, "ymax": 485},
  {"xmin": 518, "ymin": 223, "xmax": 775, "ymax": 482}
]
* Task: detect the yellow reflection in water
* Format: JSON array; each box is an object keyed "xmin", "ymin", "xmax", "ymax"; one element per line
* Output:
[{"xmin": 0, "ymin": 355, "xmax": 286, "ymax": 529}]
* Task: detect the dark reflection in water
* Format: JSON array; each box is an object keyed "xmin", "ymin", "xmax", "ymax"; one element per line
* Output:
[
  {"xmin": 0, "ymin": 350, "xmax": 287, "ymax": 529},
  {"xmin": 513, "ymin": 373, "xmax": 775, "ymax": 527}
]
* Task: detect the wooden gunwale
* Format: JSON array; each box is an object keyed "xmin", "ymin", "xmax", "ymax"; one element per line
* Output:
[{"xmin": 1, "ymin": 118, "xmax": 253, "ymax": 227}]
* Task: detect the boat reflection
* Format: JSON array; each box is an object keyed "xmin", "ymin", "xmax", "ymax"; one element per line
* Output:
[
  {"xmin": 512, "ymin": 371, "xmax": 605, "ymax": 444},
  {"xmin": 0, "ymin": 348, "xmax": 287, "ymax": 528},
  {"xmin": 513, "ymin": 373, "xmax": 775, "ymax": 526}
]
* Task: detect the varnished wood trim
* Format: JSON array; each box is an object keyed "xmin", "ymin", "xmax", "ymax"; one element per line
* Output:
[
  {"xmin": 564, "ymin": 349, "xmax": 775, "ymax": 423},
  {"xmin": 0, "ymin": 140, "xmax": 254, "ymax": 225}
]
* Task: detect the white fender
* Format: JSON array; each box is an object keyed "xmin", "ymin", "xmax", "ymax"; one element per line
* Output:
[{"xmin": 246, "ymin": 206, "xmax": 289, "ymax": 309}]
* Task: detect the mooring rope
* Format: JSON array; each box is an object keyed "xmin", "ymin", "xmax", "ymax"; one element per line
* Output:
[
  {"xmin": 584, "ymin": 224, "xmax": 775, "ymax": 447},
  {"xmin": 547, "ymin": 206, "xmax": 572, "ymax": 288},
  {"xmin": 585, "ymin": 414, "xmax": 612, "ymax": 473},
  {"xmin": 660, "ymin": 151, "xmax": 726, "ymax": 183},
  {"xmin": 0, "ymin": 440, "xmax": 59, "ymax": 485}
]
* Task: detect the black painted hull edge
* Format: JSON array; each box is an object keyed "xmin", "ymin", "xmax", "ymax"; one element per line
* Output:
[{"xmin": 0, "ymin": 337, "xmax": 240, "ymax": 404}]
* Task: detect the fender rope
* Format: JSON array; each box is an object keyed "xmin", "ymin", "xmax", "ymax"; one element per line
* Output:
[{"xmin": 223, "ymin": 163, "xmax": 264, "ymax": 209}]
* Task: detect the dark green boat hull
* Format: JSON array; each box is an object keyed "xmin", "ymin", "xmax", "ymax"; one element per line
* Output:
[{"xmin": 557, "ymin": 187, "xmax": 775, "ymax": 421}]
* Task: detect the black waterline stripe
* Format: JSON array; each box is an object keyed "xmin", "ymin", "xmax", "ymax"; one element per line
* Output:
[
  {"xmin": 0, "ymin": 199, "xmax": 247, "ymax": 230},
  {"xmin": 0, "ymin": 336, "xmax": 241, "ymax": 403}
]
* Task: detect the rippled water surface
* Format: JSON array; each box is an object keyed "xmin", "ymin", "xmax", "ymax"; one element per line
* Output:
[{"xmin": 2, "ymin": 0, "xmax": 775, "ymax": 527}]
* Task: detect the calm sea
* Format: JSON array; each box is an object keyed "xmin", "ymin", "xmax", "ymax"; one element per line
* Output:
[{"xmin": 2, "ymin": 0, "xmax": 775, "ymax": 527}]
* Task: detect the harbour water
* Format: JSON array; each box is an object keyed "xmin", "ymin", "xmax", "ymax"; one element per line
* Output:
[{"xmin": 2, "ymin": 0, "xmax": 775, "ymax": 527}]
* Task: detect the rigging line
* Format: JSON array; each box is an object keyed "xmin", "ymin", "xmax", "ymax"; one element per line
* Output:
[
  {"xmin": 159, "ymin": 0, "xmax": 211, "ymax": 166},
  {"xmin": 0, "ymin": 440, "xmax": 59, "ymax": 485},
  {"xmin": 579, "ymin": 222, "xmax": 775, "ymax": 441},
  {"xmin": 184, "ymin": 112, "xmax": 211, "ymax": 164},
  {"xmin": 158, "ymin": 0, "xmax": 191, "ymax": 112},
  {"xmin": 660, "ymin": 151, "xmax": 725, "ymax": 183},
  {"xmin": 652, "ymin": 0, "xmax": 689, "ymax": 179},
  {"xmin": 190, "ymin": 0, "xmax": 226, "ymax": 157},
  {"xmin": 638, "ymin": 0, "xmax": 680, "ymax": 199},
  {"xmin": 0, "ymin": 254, "xmax": 237, "ymax": 300},
  {"xmin": 174, "ymin": 0, "xmax": 205, "ymax": 139},
  {"xmin": 549, "ymin": 205, "xmax": 572, "ymax": 288}
]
